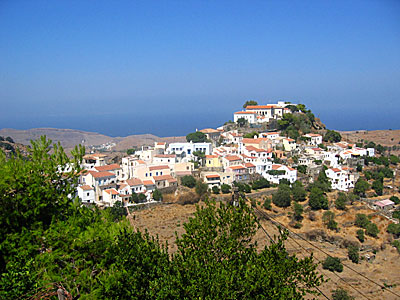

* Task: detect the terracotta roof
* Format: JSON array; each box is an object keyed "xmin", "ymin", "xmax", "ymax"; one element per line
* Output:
[
  {"xmin": 90, "ymin": 171, "xmax": 115, "ymax": 178},
  {"xmin": 94, "ymin": 164, "xmax": 121, "ymax": 172},
  {"xmin": 229, "ymin": 165, "xmax": 246, "ymax": 170},
  {"xmin": 224, "ymin": 155, "xmax": 241, "ymax": 161},
  {"xmin": 176, "ymin": 171, "xmax": 192, "ymax": 176},
  {"xmin": 84, "ymin": 153, "xmax": 107, "ymax": 159},
  {"xmin": 137, "ymin": 160, "xmax": 146, "ymax": 164},
  {"xmin": 153, "ymin": 174, "xmax": 176, "ymax": 181},
  {"xmin": 285, "ymin": 138, "xmax": 295, "ymax": 142},
  {"xmin": 331, "ymin": 168, "xmax": 341, "ymax": 173},
  {"xmin": 149, "ymin": 165, "xmax": 169, "ymax": 171},
  {"xmin": 79, "ymin": 185, "xmax": 93, "ymax": 191},
  {"xmin": 264, "ymin": 132, "xmax": 279, "ymax": 135},
  {"xmin": 305, "ymin": 133, "xmax": 322, "ymax": 137},
  {"xmin": 126, "ymin": 178, "xmax": 143, "ymax": 186},
  {"xmin": 118, "ymin": 183, "xmax": 128, "ymax": 189},
  {"xmin": 143, "ymin": 180, "xmax": 155, "ymax": 185},
  {"xmin": 287, "ymin": 166, "xmax": 295, "ymax": 171},
  {"xmin": 272, "ymin": 164, "xmax": 282, "ymax": 170},
  {"xmin": 245, "ymin": 163, "xmax": 255, "ymax": 168},
  {"xmin": 200, "ymin": 128, "xmax": 220, "ymax": 133},
  {"xmin": 206, "ymin": 174, "xmax": 220, "ymax": 179},
  {"xmin": 104, "ymin": 188, "xmax": 119, "ymax": 195},
  {"xmin": 206, "ymin": 155, "xmax": 218, "ymax": 158},
  {"xmin": 234, "ymin": 111, "xmax": 256, "ymax": 114},
  {"xmin": 246, "ymin": 105, "xmax": 274, "ymax": 109},
  {"xmin": 156, "ymin": 142, "xmax": 166, "ymax": 145},
  {"xmin": 242, "ymin": 138, "xmax": 260, "ymax": 144}
]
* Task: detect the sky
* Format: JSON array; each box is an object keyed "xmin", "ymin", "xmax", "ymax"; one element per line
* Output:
[{"xmin": 0, "ymin": 0, "xmax": 399, "ymax": 137}]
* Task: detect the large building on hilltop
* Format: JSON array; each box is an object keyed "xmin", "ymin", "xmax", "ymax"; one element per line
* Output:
[{"xmin": 233, "ymin": 101, "xmax": 292, "ymax": 124}]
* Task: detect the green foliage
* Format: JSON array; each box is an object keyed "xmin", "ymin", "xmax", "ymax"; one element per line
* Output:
[
  {"xmin": 323, "ymin": 130, "xmax": 342, "ymax": 143},
  {"xmin": 308, "ymin": 187, "xmax": 328, "ymax": 210},
  {"xmin": 365, "ymin": 222, "xmax": 379, "ymax": 238},
  {"xmin": 392, "ymin": 240, "xmax": 400, "ymax": 254},
  {"xmin": 356, "ymin": 229, "xmax": 365, "ymax": 243},
  {"xmin": 347, "ymin": 245, "xmax": 359, "ymax": 263},
  {"xmin": 322, "ymin": 256, "xmax": 343, "ymax": 272},
  {"xmin": 153, "ymin": 189, "xmax": 163, "ymax": 201},
  {"xmin": 107, "ymin": 200, "xmax": 128, "ymax": 222},
  {"xmin": 390, "ymin": 196, "xmax": 400, "ymax": 204},
  {"xmin": 392, "ymin": 210, "xmax": 400, "ymax": 220},
  {"xmin": 195, "ymin": 180, "xmax": 209, "ymax": 198},
  {"xmin": 331, "ymin": 288, "xmax": 354, "ymax": 300},
  {"xmin": 291, "ymin": 181, "xmax": 307, "ymax": 202},
  {"xmin": 267, "ymin": 169, "xmax": 286, "ymax": 176},
  {"xmin": 277, "ymin": 111, "xmax": 314, "ymax": 138},
  {"xmin": 389, "ymin": 154, "xmax": 400, "ymax": 165},
  {"xmin": 243, "ymin": 131, "xmax": 259, "ymax": 138},
  {"xmin": 186, "ymin": 131, "xmax": 207, "ymax": 143},
  {"xmin": 356, "ymin": 164, "xmax": 363, "ymax": 172},
  {"xmin": 272, "ymin": 184, "xmax": 292, "ymax": 207},
  {"xmin": 181, "ymin": 175, "xmax": 196, "ymax": 188},
  {"xmin": 171, "ymin": 199, "xmax": 324, "ymax": 299},
  {"xmin": 355, "ymin": 214, "xmax": 370, "ymax": 228},
  {"xmin": 234, "ymin": 182, "xmax": 252, "ymax": 193},
  {"xmin": 292, "ymin": 202, "xmax": 304, "ymax": 221},
  {"xmin": 127, "ymin": 148, "xmax": 136, "ymax": 155},
  {"xmin": 221, "ymin": 184, "xmax": 231, "ymax": 194},
  {"xmin": 212, "ymin": 185, "xmax": 220, "ymax": 194},
  {"xmin": 251, "ymin": 177, "xmax": 270, "ymax": 190},
  {"xmin": 5, "ymin": 136, "xmax": 14, "ymax": 143},
  {"xmin": 335, "ymin": 192, "xmax": 348, "ymax": 210},
  {"xmin": 322, "ymin": 211, "xmax": 338, "ymax": 231},
  {"xmin": 243, "ymin": 100, "xmax": 258, "ymax": 108},
  {"xmin": 296, "ymin": 164, "xmax": 307, "ymax": 174},
  {"xmin": 387, "ymin": 223, "xmax": 400, "ymax": 238},
  {"xmin": 236, "ymin": 117, "xmax": 248, "ymax": 127},
  {"xmin": 353, "ymin": 178, "xmax": 370, "ymax": 196},
  {"xmin": 263, "ymin": 197, "xmax": 272, "ymax": 210},
  {"xmin": 372, "ymin": 179, "xmax": 383, "ymax": 196}
]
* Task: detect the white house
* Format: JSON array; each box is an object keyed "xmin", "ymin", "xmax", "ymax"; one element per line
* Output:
[
  {"xmin": 303, "ymin": 134, "xmax": 323, "ymax": 146},
  {"xmin": 77, "ymin": 185, "xmax": 95, "ymax": 204},
  {"xmin": 233, "ymin": 111, "xmax": 256, "ymax": 124},
  {"xmin": 166, "ymin": 142, "xmax": 212, "ymax": 157},
  {"xmin": 325, "ymin": 167, "xmax": 356, "ymax": 191},
  {"xmin": 265, "ymin": 164, "xmax": 297, "ymax": 184},
  {"xmin": 153, "ymin": 154, "xmax": 177, "ymax": 164}
]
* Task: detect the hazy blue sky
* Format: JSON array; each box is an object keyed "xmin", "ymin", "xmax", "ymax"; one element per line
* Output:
[{"xmin": 0, "ymin": 0, "xmax": 399, "ymax": 136}]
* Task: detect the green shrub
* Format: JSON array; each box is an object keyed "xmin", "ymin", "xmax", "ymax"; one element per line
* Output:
[
  {"xmin": 390, "ymin": 196, "xmax": 400, "ymax": 205},
  {"xmin": 355, "ymin": 214, "xmax": 370, "ymax": 229},
  {"xmin": 365, "ymin": 223, "xmax": 379, "ymax": 238},
  {"xmin": 272, "ymin": 184, "xmax": 292, "ymax": 207},
  {"xmin": 181, "ymin": 175, "xmax": 196, "ymax": 188},
  {"xmin": 221, "ymin": 184, "xmax": 231, "ymax": 194},
  {"xmin": 263, "ymin": 198, "xmax": 272, "ymax": 210},
  {"xmin": 212, "ymin": 185, "xmax": 220, "ymax": 194},
  {"xmin": 347, "ymin": 245, "xmax": 359, "ymax": 263},
  {"xmin": 331, "ymin": 288, "xmax": 354, "ymax": 300},
  {"xmin": 356, "ymin": 229, "xmax": 365, "ymax": 243},
  {"xmin": 322, "ymin": 256, "xmax": 343, "ymax": 272},
  {"xmin": 322, "ymin": 211, "xmax": 338, "ymax": 231}
]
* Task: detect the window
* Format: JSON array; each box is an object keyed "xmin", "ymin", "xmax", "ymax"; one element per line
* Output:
[{"xmin": 87, "ymin": 192, "xmax": 90, "ymax": 196}]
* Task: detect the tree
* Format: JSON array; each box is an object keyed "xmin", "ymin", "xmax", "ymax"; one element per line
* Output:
[
  {"xmin": 138, "ymin": 193, "xmax": 147, "ymax": 203},
  {"xmin": 348, "ymin": 245, "xmax": 359, "ymax": 263},
  {"xmin": 108, "ymin": 201, "xmax": 128, "ymax": 221},
  {"xmin": 390, "ymin": 196, "xmax": 400, "ymax": 205},
  {"xmin": 372, "ymin": 179, "xmax": 383, "ymax": 196},
  {"xmin": 243, "ymin": 100, "xmax": 258, "ymax": 108},
  {"xmin": 221, "ymin": 184, "xmax": 231, "ymax": 194},
  {"xmin": 236, "ymin": 117, "xmax": 247, "ymax": 127},
  {"xmin": 212, "ymin": 185, "xmax": 220, "ymax": 194},
  {"xmin": 323, "ymin": 130, "xmax": 342, "ymax": 143},
  {"xmin": 354, "ymin": 178, "xmax": 369, "ymax": 197},
  {"xmin": 355, "ymin": 214, "xmax": 370, "ymax": 228},
  {"xmin": 127, "ymin": 148, "xmax": 136, "ymax": 155},
  {"xmin": 308, "ymin": 187, "xmax": 328, "ymax": 210},
  {"xmin": 153, "ymin": 189, "xmax": 163, "ymax": 201},
  {"xmin": 263, "ymin": 197, "xmax": 272, "ymax": 210},
  {"xmin": 322, "ymin": 256, "xmax": 343, "ymax": 272},
  {"xmin": 131, "ymin": 192, "xmax": 140, "ymax": 203},
  {"xmin": 322, "ymin": 211, "xmax": 338, "ymax": 231},
  {"xmin": 186, "ymin": 131, "xmax": 207, "ymax": 143},
  {"xmin": 195, "ymin": 180, "xmax": 208, "ymax": 198},
  {"xmin": 5, "ymin": 136, "xmax": 14, "ymax": 143},
  {"xmin": 356, "ymin": 229, "xmax": 365, "ymax": 243},
  {"xmin": 251, "ymin": 177, "xmax": 270, "ymax": 190},
  {"xmin": 181, "ymin": 175, "xmax": 196, "ymax": 188},
  {"xmin": 297, "ymin": 164, "xmax": 307, "ymax": 174},
  {"xmin": 292, "ymin": 181, "xmax": 307, "ymax": 202},
  {"xmin": 171, "ymin": 199, "xmax": 324, "ymax": 299},
  {"xmin": 387, "ymin": 223, "xmax": 400, "ymax": 238},
  {"xmin": 331, "ymin": 288, "xmax": 354, "ymax": 300},
  {"xmin": 243, "ymin": 131, "xmax": 259, "ymax": 138},
  {"xmin": 365, "ymin": 222, "xmax": 379, "ymax": 238},
  {"xmin": 335, "ymin": 192, "xmax": 348, "ymax": 210},
  {"xmin": 272, "ymin": 184, "xmax": 292, "ymax": 207},
  {"xmin": 293, "ymin": 202, "xmax": 304, "ymax": 221}
]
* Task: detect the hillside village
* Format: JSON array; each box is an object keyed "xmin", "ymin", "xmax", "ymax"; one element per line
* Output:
[{"xmin": 75, "ymin": 101, "xmax": 398, "ymax": 220}]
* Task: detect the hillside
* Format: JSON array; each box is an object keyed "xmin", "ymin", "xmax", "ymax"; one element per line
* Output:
[{"xmin": 0, "ymin": 128, "xmax": 186, "ymax": 151}]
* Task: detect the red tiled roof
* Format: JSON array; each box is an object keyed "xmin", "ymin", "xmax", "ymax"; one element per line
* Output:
[
  {"xmin": 224, "ymin": 155, "xmax": 242, "ymax": 161},
  {"xmin": 126, "ymin": 178, "xmax": 143, "ymax": 186},
  {"xmin": 331, "ymin": 168, "xmax": 341, "ymax": 172},
  {"xmin": 245, "ymin": 163, "xmax": 255, "ymax": 168},
  {"xmin": 149, "ymin": 165, "xmax": 169, "ymax": 171},
  {"xmin": 104, "ymin": 188, "xmax": 119, "ymax": 195},
  {"xmin": 153, "ymin": 175, "xmax": 176, "ymax": 182},
  {"xmin": 234, "ymin": 111, "xmax": 256, "ymax": 114},
  {"xmin": 229, "ymin": 165, "xmax": 246, "ymax": 170},
  {"xmin": 90, "ymin": 171, "xmax": 115, "ymax": 178},
  {"xmin": 143, "ymin": 180, "xmax": 155, "ymax": 185},
  {"xmin": 156, "ymin": 142, "xmax": 166, "ymax": 145},
  {"xmin": 206, "ymin": 174, "xmax": 220, "ymax": 179},
  {"xmin": 200, "ymin": 128, "xmax": 220, "ymax": 133},
  {"xmin": 94, "ymin": 164, "xmax": 121, "ymax": 172},
  {"xmin": 272, "ymin": 164, "xmax": 282, "ymax": 170},
  {"xmin": 137, "ymin": 160, "xmax": 146, "ymax": 164},
  {"xmin": 206, "ymin": 155, "xmax": 218, "ymax": 158},
  {"xmin": 79, "ymin": 185, "xmax": 93, "ymax": 191},
  {"xmin": 246, "ymin": 105, "xmax": 274, "ymax": 109}
]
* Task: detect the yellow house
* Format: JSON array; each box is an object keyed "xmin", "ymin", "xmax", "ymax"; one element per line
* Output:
[
  {"xmin": 205, "ymin": 155, "xmax": 222, "ymax": 168},
  {"xmin": 283, "ymin": 138, "xmax": 297, "ymax": 151}
]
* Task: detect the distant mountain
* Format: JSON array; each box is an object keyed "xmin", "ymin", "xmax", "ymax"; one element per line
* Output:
[{"xmin": 0, "ymin": 128, "xmax": 186, "ymax": 150}]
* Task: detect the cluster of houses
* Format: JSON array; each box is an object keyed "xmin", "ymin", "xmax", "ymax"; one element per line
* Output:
[
  {"xmin": 76, "ymin": 102, "xmax": 378, "ymax": 207},
  {"xmin": 233, "ymin": 101, "xmax": 291, "ymax": 124}
]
